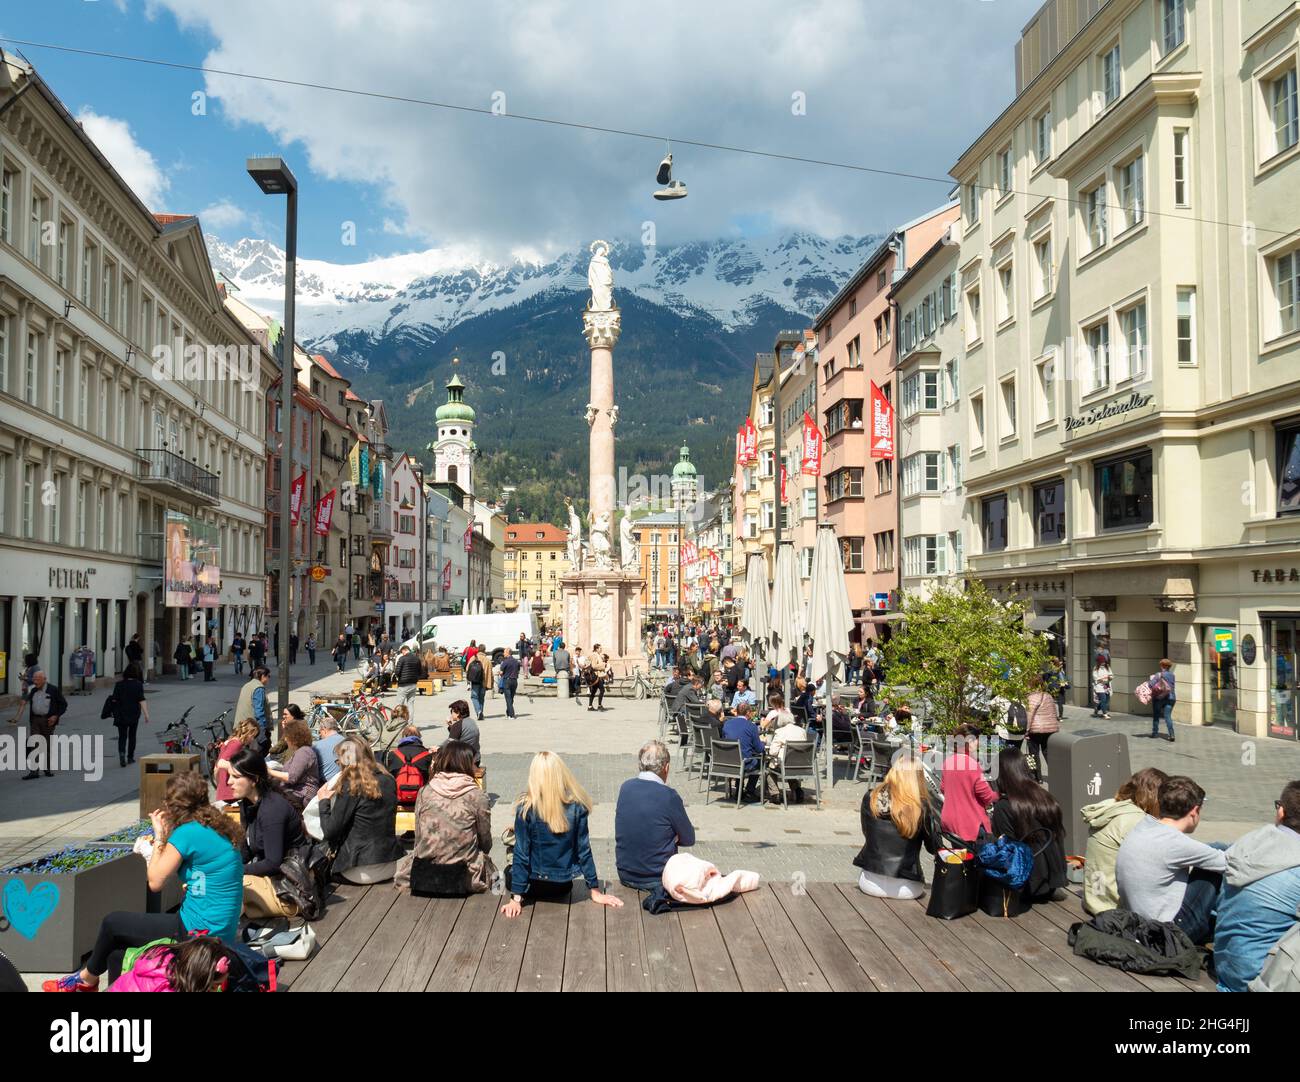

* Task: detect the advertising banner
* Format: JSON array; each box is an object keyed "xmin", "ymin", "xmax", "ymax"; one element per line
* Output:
[
  {"xmin": 349, "ymin": 443, "xmax": 362, "ymax": 486},
  {"xmin": 441, "ymin": 559, "xmax": 452, "ymax": 593},
  {"xmin": 313, "ymin": 490, "xmax": 336, "ymax": 536},
  {"xmin": 870, "ymin": 381, "xmax": 895, "ymax": 459},
  {"xmin": 164, "ymin": 511, "xmax": 221, "ymax": 608},
  {"xmin": 371, "ymin": 458, "xmax": 384, "ymax": 499},
  {"xmin": 358, "ymin": 443, "xmax": 370, "ymax": 491},
  {"xmin": 289, "ymin": 473, "xmax": 307, "ymax": 527},
  {"xmin": 463, "ymin": 524, "xmax": 473, "ymax": 552},
  {"xmin": 800, "ymin": 411, "xmax": 823, "ymax": 475},
  {"xmin": 780, "ymin": 464, "xmax": 788, "ymax": 503}
]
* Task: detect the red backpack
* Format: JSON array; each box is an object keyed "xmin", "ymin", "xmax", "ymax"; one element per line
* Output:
[{"xmin": 390, "ymin": 746, "xmax": 432, "ymax": 804}]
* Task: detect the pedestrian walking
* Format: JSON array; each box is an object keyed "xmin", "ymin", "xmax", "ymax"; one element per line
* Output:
[
  {"xmin": 289, "ymin": 632, "xmax": 299, "ymax": 665},
  {"xmin": 586, "ymin": 647, "xmax": 608, "ymax": 712},
  {"xmin": 13, "ymin": 671, "xmax": 66, "ymax": 779},
  {"xmin": 465, "ymin": 650, "xmax": 487, "ymax": 721},
  {"xmin": 499, "ymin": 648, "xmax": 521, "ymax": 719},
  {"xmin": 125, "ymin": 633, "xmax": 144, "ymax": 672},
  {"xmin": 1147, "ymin": 659, "xmax": 1177, "ymax": 742},
  {"xmin": 231, "ymin": 632, "xmax": 246, "ymax": 675},
  {"xmin": 249, "ymin": 634, "xmax": 265, "ymax": 669},
  {"xmin": 306, "ymin": 634, "xmax": 317, "ymax": 665},
  {"xmin": 108, "ymin": 662, "xmax": 150, "ymax": 767},
  {"xmin": 202, "ymin": 637, "xmax": 216, "ymax": 682},
  {"xmin": 332, "ymin": 634, "xmax": 349, "ymax": 674},
  {"xmin": 1091, "ymin": 656, "xmax": 1113, "ymax": 718},
  {"xmin": 1026, "ymin": 676, "xmax": 1061, "ymax": 783},
  {"xmin": 173, "ymin": 639, "xmax": 192, "ymax": 681},
  {"xmin": 394, "ymin": 645, "xmax": 426, "ymax": 717}
]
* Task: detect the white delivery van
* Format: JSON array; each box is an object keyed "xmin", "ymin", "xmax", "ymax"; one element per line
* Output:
[{"xmin": 403, "ymin": 612, "xmax": 540, "ymax": 657}]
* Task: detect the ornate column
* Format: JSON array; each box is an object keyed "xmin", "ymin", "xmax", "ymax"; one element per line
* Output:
[{"xmin": 582, "ymin": 306, "xmax": 621, "ymax": 520}]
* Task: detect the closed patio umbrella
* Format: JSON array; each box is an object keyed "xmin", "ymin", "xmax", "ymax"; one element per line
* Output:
[
  {"xmin": 768, "ymin": 542, "xmax": 804, "ymax": 705},
  {"xmin": 462, "ymin": 598, "xmax": 471, "ymax": 615},
  {"xmin": 807, "ymin": 522, "xmax": 855, "ymax": 788},
  {"xmin": 738, "ymin": 553, "xmax": 771, "ymax": 658}
]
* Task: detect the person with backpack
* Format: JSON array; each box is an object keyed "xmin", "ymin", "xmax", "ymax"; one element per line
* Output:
[
  {"xmin": 386, "ymin": 725, "xmax": 434, "ymax": 805},
  {"xmin": 395, "ymin": 740, "xmax": 496, "ymax": 895},
  {"xmin": 989, "ymin": 748, "xmax": 1068, "ymax": 904},
  {"xmin": 105, "ymin": 662, "xmax": 150, "ymax": 768},
  {"xmin": 1148, "ymin": 658, "xmax": 1178, "ymax": 742},
  {"xmin": 465, "ymin": 651, "xmax": 487, "ymax": 721},
  {"xmin": 316, "ymin": 736, "xmax": 405, "ymax": 884},
  {"xmin": 43, "ymin": 771, "xmax": 243, "ymax": 991},
  {"xmin": 108, "ymin": 936, "xmax": 234, "ymax": 993}
]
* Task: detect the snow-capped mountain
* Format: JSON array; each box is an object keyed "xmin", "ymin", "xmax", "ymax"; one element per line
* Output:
[{"xmin": 206, "ymin": 231, "xmax": 881, "ymax": 363}]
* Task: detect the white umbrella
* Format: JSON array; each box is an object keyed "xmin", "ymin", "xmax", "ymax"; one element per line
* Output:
[
  {"xmin": 807, "ymin": 522, "xmax": 855, "ymax": 788},
  {"xmin": 738, "ymin": 553, "xmax": 771, "ymax": 657},
  {"xmin": 768, "ymin": 542, "xmax": 804, "ymax": 703}
]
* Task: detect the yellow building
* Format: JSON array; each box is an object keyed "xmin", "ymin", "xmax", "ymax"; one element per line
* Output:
[{"xmin": 503, "ymin": 522, "xmax": 570, "ymax": 624}]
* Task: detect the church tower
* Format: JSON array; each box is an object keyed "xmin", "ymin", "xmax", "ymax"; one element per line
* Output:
[{"xmin": 429, "ymin": 369, "xmax": 475, "ymax": 496}]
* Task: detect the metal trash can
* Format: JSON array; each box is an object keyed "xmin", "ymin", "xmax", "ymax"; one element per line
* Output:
[
  {"xmin": 138, "ymin": 753, "xmax": 201, "ymax": 818},
  {"xmin": 1042, "ymin": 729, "xmax": 1131, "ymax": 858}
]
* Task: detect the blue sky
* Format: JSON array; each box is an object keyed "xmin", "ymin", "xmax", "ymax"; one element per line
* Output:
[{"xmin": 2, "ymin": 0, "xmax": 1038, "ymax": 264}]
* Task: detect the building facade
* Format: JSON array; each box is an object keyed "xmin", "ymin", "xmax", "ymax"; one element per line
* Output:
[{"xmin": 503, "ymin": 522, "xmax": 570, "ymax": 623}]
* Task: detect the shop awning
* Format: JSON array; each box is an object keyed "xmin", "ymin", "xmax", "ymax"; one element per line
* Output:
[{"xmin": 1027, "ymin": 613, "xmax": 1064, "ymax": 632}]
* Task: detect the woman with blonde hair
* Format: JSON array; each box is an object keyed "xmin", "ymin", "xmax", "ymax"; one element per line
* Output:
[
  {"xmin": 500, "ymin": 751, "xmax": 623, "ymax": 918},
  {"xmin": 317, "ymin": 735, "xmax": 405, "ymax": 883},
  {"xmin": 852, "ymin": 754, "xmax": 940, "ymax": 899},
  {"xmin": 214, "ymin": 717, "xmax": 261, "ymax": 803}
]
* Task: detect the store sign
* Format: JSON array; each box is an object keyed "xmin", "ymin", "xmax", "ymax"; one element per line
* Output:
[
  {"xmin": 48, "ymin": 567, "xmax": 94, "ymax": 591},
  {"xmin": 1241, "ymin": 635, "xmax": 1257, "ymax": 665},
  {"xmin": 1251, "ymin": 567, "xmax": 1300, "ymax": 583},
  {"xmin": 1213, "ymin": 628, "xmax": 1235, "ymax": 654},
  {"xmin": 1063, "ymin": 391, "xmax": 1156, "ymax": 438}
]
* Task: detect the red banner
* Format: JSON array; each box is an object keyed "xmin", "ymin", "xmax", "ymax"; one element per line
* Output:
[
  {"xmin": 709, "ymin": 550, "xmax": 720, "ymax": 577},
  {"xmin": 463, "ymin": 524, "xmax": 473, "ymax": 552},
  {"xmin": 289, "ymin": 473, "xmax": 307, "ymax": 527},
  {"xmin": 313, "ymin": 489, "xmax": 336, "ymax": 536},
  {"xmin": 870, "ymin": 382, "xmax": 895, "ymax": 459},
  {"xmin": 735, "ymin": 426, "xmax": 745, "ymax": 466},
  {"xmin": 800, "ymin": 412, "xmax": 823, "ymax": 476},
  {"xmin": 441, "ymin": 559, "xmax": 452, "ymax": 593},
  {"xmin": 737, "ymin": 417, "xmax": 757, "ymax": 465},
  {"xmin": 780, "ymin": 464, "xmax": 788, "ymax": 503}
]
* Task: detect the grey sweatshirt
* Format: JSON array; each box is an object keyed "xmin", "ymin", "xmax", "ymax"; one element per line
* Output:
[{"xmin": 1115, "ymin": 816, "xmax": 1227, "ymax": 922}]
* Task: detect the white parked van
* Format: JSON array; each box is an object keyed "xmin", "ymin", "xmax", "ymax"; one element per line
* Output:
[{"xmin": 403, "ymin": 612, "xmax": 540, "ymax": 657}]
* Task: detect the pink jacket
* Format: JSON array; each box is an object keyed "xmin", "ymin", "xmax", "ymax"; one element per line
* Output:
[
  {"xmin": 108, "ymin": 947, "xmax": 177, "ymax": 992},
  {"xmin": 940, "ymin": 752, "xmax": 998, "ymax": 842},
  {"xmin": 1026, "ymin": 691, "xmax": 1060, "ymax": 734},
  {"xmin": 661, "ymin": 853, "xmax": 760, "ymax": 904}
]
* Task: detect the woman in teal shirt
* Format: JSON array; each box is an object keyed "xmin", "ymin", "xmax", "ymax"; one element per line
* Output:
[{"xmin": 44, "ymin": 771, "xmax": 245, "ymax": 992}]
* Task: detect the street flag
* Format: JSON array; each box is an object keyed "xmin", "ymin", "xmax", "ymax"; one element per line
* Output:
[
  {"xmin": 870, "ymin": 381, "xmax": 895, "ymax": 459},
  {"xmin": 289, "ymin": 473, "xmax": 307, "ymax": 527},
  {"xmin": 463, "ymin": 524, "xmax": 473, "ymax": 552},
  {"xmin": 441, "ymin": 559, "xmax": 452, "ymax": 593},
  {"xmin": 371, "ymin": 458, "xmax": 384, "ymax": 499},
  {"xmin": 800, "ymin": 411, "xmax": 823, "ymax": 475},
  {"xmin": 780, "ymin": 464, "xmax": 788, "ymax": 503},
  {"xmin": 358, "ymin": 443, "xmax": 370, "ymax": 488},
  {"xmin": 348, "ymin": 443, "xmax": 361, "ymax": 486},
  {"xmin": 313, "ymin": 490, "xmax": 336, "ymax": 535}
]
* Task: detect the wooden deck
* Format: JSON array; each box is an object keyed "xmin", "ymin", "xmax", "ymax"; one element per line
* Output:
[{"xmin": 278, "ymin": 882, "xmax": 1218, "ymax": 993}]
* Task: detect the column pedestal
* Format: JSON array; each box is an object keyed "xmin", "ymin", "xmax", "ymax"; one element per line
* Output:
[{"xmin": 560, "ymin": 569, "xmax": 644, "ymax": 672}]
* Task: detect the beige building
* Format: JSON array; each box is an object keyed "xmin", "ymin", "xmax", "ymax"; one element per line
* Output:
[
  {"xmin": 503, "ymin": 521, "xmax": 570, "ymax": 624},
  {"xmin": 952, "ymin": 0, "xmax": 1300, "ymax": 738}
]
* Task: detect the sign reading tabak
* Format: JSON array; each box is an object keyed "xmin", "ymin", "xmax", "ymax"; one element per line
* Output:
[{"xmin": 1064, "ymin": 390, "xmax": 1155, "ymax": 438}]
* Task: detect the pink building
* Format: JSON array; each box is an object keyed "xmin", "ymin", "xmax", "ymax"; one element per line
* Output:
[{"xmin": 386, "ymin": 452, "xmax": 425, "ymax": 639}]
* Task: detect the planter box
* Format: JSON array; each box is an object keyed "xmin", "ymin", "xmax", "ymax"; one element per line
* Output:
[
  {"xmin": 88, "ymin": 821, "xmax": 183, "ymax": 914},
  {"xmin": 1, "ymin": 848, "xmax": 146, "ymax": 972}
]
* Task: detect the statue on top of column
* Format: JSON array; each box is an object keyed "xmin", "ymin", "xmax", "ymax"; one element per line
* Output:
[{"xmin": 587, "ymin": 240, "xmax": 614, "ymax": 312}]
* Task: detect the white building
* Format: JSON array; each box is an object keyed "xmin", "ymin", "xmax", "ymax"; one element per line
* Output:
[{"xmin": 385, "ymin": 451, "xmax": 424, "ymax": 639}]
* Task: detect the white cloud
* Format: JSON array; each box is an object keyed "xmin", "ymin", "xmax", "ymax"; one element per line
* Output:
[
  {"xmin": 198, "ymin": 199, "xmax": 249, "ymax": 231},
  {"xmin": 151, "ymin": 0, "xmax": 1037, "ymax": 257},
  {"xmin": 75, "ymin": 109, "xmax": 171, "ymax": 209}
]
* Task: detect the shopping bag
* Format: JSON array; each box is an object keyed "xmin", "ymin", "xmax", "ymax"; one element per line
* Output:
[{"xmin": 926, "ymin": 834, "xmax": 980, "ymax": 920}]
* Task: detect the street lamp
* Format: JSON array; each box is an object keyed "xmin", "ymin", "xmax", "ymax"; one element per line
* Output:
[{"xmin": 247, "ymin": 156, "xmax": 298, "ymax": 729}]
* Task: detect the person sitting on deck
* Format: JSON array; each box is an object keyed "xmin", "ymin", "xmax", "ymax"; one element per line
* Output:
[
  {"xmin": 853, "ymin": 754, "xmax": 940, "ymax": 900},
  {"xmin": 940, "ymin": 724, "xmax": 998, "ymax": 843},
  {"xmin": 317, "ymin": 736, "xmax": 406, "ymax": 885},
  {"xmin": 614, "ymin": 740, "xmax": 696, "ymax": 890}
]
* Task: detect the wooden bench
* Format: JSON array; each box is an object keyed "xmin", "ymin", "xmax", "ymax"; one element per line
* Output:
[{"xmin": 417, "ymin": 679, "xmax": 436, "ymax": 696}]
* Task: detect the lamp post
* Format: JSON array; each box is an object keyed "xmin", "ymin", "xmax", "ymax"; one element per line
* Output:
[{"xmin": 247, "ymin": 157, "xmax": 298, "ymax": 727}]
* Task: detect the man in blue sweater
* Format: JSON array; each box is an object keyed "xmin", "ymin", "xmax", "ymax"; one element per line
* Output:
[
  {"xmin": 722, "ymin": 703, "xmax": 765, "ymax": 801},
  {"xmin": 614, "ymin": 740, "xmax": 696, "ymax": 890}
]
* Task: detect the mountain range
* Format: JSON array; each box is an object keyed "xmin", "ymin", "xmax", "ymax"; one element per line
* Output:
[{"xmin": 206, "ymin": 231, "xmax": 882, "ymax": 521}]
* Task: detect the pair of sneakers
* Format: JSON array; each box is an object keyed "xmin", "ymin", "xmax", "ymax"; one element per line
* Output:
[{"xmin": 43, "ymin": 972, "xmax": 97, "ymax": 992}]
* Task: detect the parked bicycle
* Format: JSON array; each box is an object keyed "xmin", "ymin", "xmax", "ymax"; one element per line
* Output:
[
  {"xmin": 198, "ymin": 710, "xmax": 231, "ymax": 782},
  {"xmin": 157, "ymin": 707, "xmax": 198, "ymax": 755}
]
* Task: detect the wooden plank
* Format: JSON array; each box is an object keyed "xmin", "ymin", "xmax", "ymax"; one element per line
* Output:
[
  {"xmin": 426, "ymin": 893, "xmax": 497, "ymax": 991},
  {"xmin": 889, "ymin": 898, "xmax": 1012, "ymax": 992},
  {"xmin": 677, "ymin": 907, "xmax": 743, "ymax": 992},
  {"xmin": 971, "ymin": 907, "xmax": 1104, "ymax": 992},
  {"xmin": 291, "ymin": 885, "xmax": 398, "ymax": 993},
  {"xmin": 770, "ymin": 882, "xmax": 876, "ymax": 992},
  {"xmin": 278, "ymin": 882, "xmax": 369, "ymax": 989},
  {"xmin": 710, "ymin": 894, "xmax": 786, "ymax": 992},
  {"xmin": 378, "ymin": 896, "xmax": 464, "ymax": 992},
  {"xmin": 604, "ymin": 884, "xmax": 651, "ymax": 992},
  {"xmin": 836, "ymin": 887, "xmax": 966, "ymax": 992},
  {"xmin": 806, "ymin": 883, "xmax": 922, "ymax": 992},
  {"xmin": 640, "ymin": 899, "xmax": 696, "ymax": 993},
  {"xmin": 1014, "ymin": 907, "xmax": 1147, "ymax": 993},
  {"xmin": 1042, "ymin": 898, "xmax": 1192, "ymax": 993},
  {"xmin": 562, "ymin": 886, "xmax": 608, "ymax": 992},
  {"xmin": 339, "ymin": 893, "xmax": 431, "ymax": 992},
  {"xmin": 470, "ymin": 902, "xmax": 533, "ymax": 992},
  {"xmin": 517, "ymin": 897, "xmax": 570, "ymax": 992},
  {"xmin": 741, "ymin": 888, "xmax": 830, "ymax": 992}
]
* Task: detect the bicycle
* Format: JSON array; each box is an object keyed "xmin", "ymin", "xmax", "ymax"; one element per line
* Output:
[
  {"xmin": 158, "ymin": 707, "xmax": 198, "ymax": 755},
  {"xmin": 198, "ymin": 710, "xmax": 231, "ymax": 782}
]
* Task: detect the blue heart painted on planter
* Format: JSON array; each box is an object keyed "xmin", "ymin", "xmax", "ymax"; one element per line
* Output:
[{"xmin": 3, "ymin": 880, "xmax": 60, "ymax": 940}]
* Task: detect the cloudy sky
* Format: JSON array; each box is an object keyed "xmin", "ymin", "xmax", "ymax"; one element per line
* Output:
[{"xmin": 3, "ymin": 0, "xmax": 1040, "ymax": 263}]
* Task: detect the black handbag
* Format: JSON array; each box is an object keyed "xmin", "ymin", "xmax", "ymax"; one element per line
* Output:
[
  {"xmin": 926, "ymin": 832, "xmax": 980, "ymax": 920},
  {"xmin": 409, "ymin": 859, "xmax": 471, "ymax": 897}
]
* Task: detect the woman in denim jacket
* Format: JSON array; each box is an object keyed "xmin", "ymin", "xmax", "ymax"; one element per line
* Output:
[{"xmin": 500, "ymin": 751, "xmax": 624, "ymax": 918}]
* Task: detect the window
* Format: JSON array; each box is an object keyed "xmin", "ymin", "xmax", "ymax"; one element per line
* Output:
[
  {"xmin": 80, "ymin": 239, "xmax": 96, "ymax": 307},
  {"xmin": 873, "ymin": 531, "xmax": 894, "ymax": 572},
  {"xmin": 23, "ymin": 330, "xmax": 40, "ymax": 406},
  {"xmin": 50, "ymin": 472, "xmax": 62, "ymax": 542},
  {"xmin": 1024, "ymin": 232, "xmax": 1050, "ymax": 301},
  {"xmin": 1270, "ymin": 249, "xmax": 1300, "ymax": 340},
  {"xmin": 96, "ymin": 488, "xmax": 107, "ymax": 550},
  {"xmin": 1100, "ymin": 43, "xmax": 1121, "ymax": 109},
  {"xmin": 1277, "ymin": 420, "xmax": 1300, "ymax": 515},
  {"xmin": 1173, "ymin": 129, "xmax": 1190, "ymax": 207},
  {"xmin": 904, "ymin": 536, "xmax": 947, "ymax": 577},
  {"xmin": 877, "ymin": 269, "xmax": 887, "ymax": 291},
  {"xmin": 949, "ymin": 531, "xmax": 964, "ymax": 572},
  {"xmin": 1035, "ymin": 355, "xmax": 1056, "ymax": 423},
  {"xmin": 965, "ymin": 180, "xmax": 981, "ymax": 225},
  {"xmin": 1034, "ymin": 479, "xmax": 1066, "ymax": 544},
  {"xmin": 1161, "ymin": 0, "xmax": 1185, "ymax": 55},
  {"xmin": 1083, "ymin": 320, "xmax": 1110, "ymax": 395},
  {"xmin": 843, "ymin": 537, "xmax": 865, "ymax": 572},
  {"xmin": 825, "ymin": 467, "xmax": 864, "ymax": 501},
  {"xmin": 947, "ymin": 444, "xmax": 962, "ymax": 488},
  {"xmin": 875, "ymin": 311, "xmax": 891, "ymax": 348},
  {"xmin": 981, "ymin": 494, "xmax": 1008, "ymax": 552},
  {"xmin": 900, "ymin": 371, "xmax": 939, "ymax": 418},
  {"xmin": 945, "ymin": 357, "xmax": 960, "ymax": 403},
  {"xmin": 101, "ymin": 259, "xmax": 116, "ymax": 324},
  {"xmin": 28, "ymin": 189, "xmax": 50, "ymax": 268},
  {"xmin": 846, "ymin": 335, "xmax": 862, "ymax": 368},
  {"xmin": 0, "ymin": 313, "xmax": 8, "ymax": 395},
  {"xmin": 1116, "ymin": 155, "xmax": 1145, "ymax": 232},
  {"xmin": 760, "ymin": 397, "xmax": 774, "ymax": 426},
  {"xmin": 1000, "ymin": 376, "xmax": 1017, "ymax": 439},
  {"xmin": 1176, "ymin": 287, "xmax": 1197, "ymax": 365},
  {"xmin": 57, "ymin": 219, "xmax": 70, "ymax": 288},
  {"xmin": 902, "ymin": 453, "xmax": 941, "ymax": 497},
  {"xmin": 760, "ymin": 449, "xmax": 775, "ymax": 478},
  {"xmin": 0, "ymin": 165, "xmax": 15, "ymax": 245},
  {"xmin": 1034, "ymin": 108, "xmax": 1052, "ymax": 164},
  {"xmin": 996, "ymin": 146, "xmax": 1012, "ymax": 198},
  {"xmin": 802, "ymin": 488, "xmax": 816, "ymax": 519},
  {"xmin": 1271, "ymin": 68, "xmax": 1299, "ymax": 157},
  {"xmin": 761, "ymin": 502, "xmax": 775, "ymax": 530},
  {"xmin": 1118, "ymin": 301, "xmax": 1148, "ymax": 381},
  {"xmin": 996, "ymin": 260, "xmax": 1014, "ymax": 324},
  {"xmin": 23, "ymin": 463, "xmax": 35, "ymax": 538},
  {"xmin": 800, "ymin": 547, "xmax": 814, "ymax": 579},
  {"xmin": 965, "ymin": 285, "xmax": 982, "ymax": 344},
  {"xmin": 1084, "ymin": 181, "xmax": 1108, "ymax": 252},
  {"xmin": 76, "ymin": 481, "xmax": 88, "ymax": 547},
  {"xmin": 971, "ymin": 392, "xmax": 986, "ymax": 450},
  {"xmin": 1096, "ymin": 450, "xmax": 1154, "ymax": 530},
  {"xmin": 876, "ymin": 459, "xmax": 893, "ymax": 495},
  {"xmin": 53, "ymin": 349, "xmax": 65, "ymax": 418}
]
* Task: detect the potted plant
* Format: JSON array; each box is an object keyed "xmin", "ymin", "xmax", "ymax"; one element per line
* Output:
[{"xmin": 1, "ymin": 844, "xmax": 145, "ymax": 972}]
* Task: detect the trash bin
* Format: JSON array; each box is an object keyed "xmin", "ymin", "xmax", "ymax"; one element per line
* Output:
[
  {"xmin": 1042, "ymin": 729, "xmax": 1131, "ymax": 858},
  {"xmin": 138, "ymin": 753, "xmax": 201, "ymax": 818}
]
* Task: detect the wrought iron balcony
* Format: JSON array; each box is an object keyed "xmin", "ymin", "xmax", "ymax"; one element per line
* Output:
[{"xmin": 136, "ymin": 448, "xmax": 219, "ymax": 504}]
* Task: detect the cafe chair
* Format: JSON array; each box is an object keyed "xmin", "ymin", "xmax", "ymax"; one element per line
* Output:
[
  {"xmin": 706, "ymin": 739, "xmax": 764, "ymax": 809},
  {"xmin": 769, "ymin": 740, "xmax": 821, "ymax": 808},
  {"xmin": 691, "ymin": 721, "xmax": 716, "ymax": 789}
]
